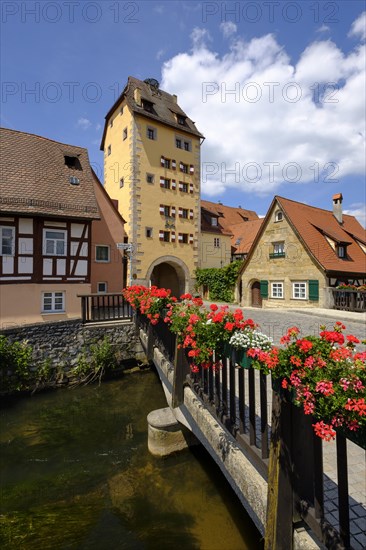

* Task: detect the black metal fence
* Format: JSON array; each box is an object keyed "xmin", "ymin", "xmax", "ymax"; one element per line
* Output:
[
  {"xmin": 137, "ymin": 312, "xmax": 364, "ymax": 550},
  {"xmin": 79, "ymin": 293, "xmax": 132, "ymax": 323},
  {"xmin": 333, "ymin": 290, "xmax": 366, "ymax": 312}
]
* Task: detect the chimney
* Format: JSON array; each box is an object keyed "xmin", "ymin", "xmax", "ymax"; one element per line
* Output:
[
  {"xmin": 332, "ymin": 193, "xmax": 343, "ymax": 224},
  {"xmin": 172, "ymin": 94, "xmax": 178, "ymax": 103},
  {"xmin": 133, "ymin": 87, "xmax": 141, "ymax": 105}
]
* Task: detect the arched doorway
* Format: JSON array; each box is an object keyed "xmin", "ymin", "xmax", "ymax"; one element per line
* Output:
[
  {"xmin": 147, "ymin": 256, "xmax": 190, "ymax": 298},
  {"xmin": 251, "ymin": 281, "xmax": 262, "ymax": 307},
  {"xmin": 151, "ymin": 263, "xmax": 181, "ymax": 297}
]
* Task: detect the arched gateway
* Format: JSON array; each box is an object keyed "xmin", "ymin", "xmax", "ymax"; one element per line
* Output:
[{"xmin": 146, "ymin": 256, "xmax": 190, "ymax": 298}]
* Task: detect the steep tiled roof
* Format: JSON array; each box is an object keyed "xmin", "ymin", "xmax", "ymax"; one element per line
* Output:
[
  {"xmin": 277, "ymin": 196, "xmax": 366, "ymax": 275},
  {"xmin": 200, "ymin": 200, "xmax": 260, "ymax": 250},
  {"xmin": 230, "ymin": 219, "xmax": 264, "ymax": 254},
  {"xmin": 101, "ymin": 76, "xmax": 204, "ymax": 149},
  {"xmin": 0, "ymin": 128, "xmax": 99, "ymax": 220}
]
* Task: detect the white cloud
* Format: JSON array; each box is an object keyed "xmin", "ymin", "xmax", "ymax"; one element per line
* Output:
[
  {"xmin": 95, "ymin": 123, "xmax": 101, "ymax": 131},
  {"xmin": 316, "ymin": 25, "xmax": 330, "ymax": 34},
  {"xmin": 156, "ymin": 48, "xmax": 165, "ymax": 61},
  {"xmin": 76, "ymin": 117, "xmax": 91, "ymax": 130},
  {"xmin": 161, "ymin": 20, "xmax": 366, "ymax": 198},
  {"xmin": 220, "ymin": 21, "xmax": 237, "ymax": 39},
  {"xmin": 349, "ymin": 11, "xmax": 366, "ymax": 41},
  {"xmin": 344, "ymin": 204, "xmax": 366, "ymax": 227},
  {"xmin": 190, "ymin": 27, "xmax": 212, "ymax": 50}
]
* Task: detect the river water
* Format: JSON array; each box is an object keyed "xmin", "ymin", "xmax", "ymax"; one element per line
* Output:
[{"xmin": 0, "ymin": 370, "xmax": 263, "ymax": 549}]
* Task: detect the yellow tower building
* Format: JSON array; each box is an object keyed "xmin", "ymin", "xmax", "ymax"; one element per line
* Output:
[{"xmin": 101, "ymin": 77, "xmax": 204, "ymax": 295}]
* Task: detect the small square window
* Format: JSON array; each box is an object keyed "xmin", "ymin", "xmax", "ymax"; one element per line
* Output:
[
  {"xmin": 97, "ymin": 282, "xmax": 107, "ymax": 293},
  {"xmin": 42, "ymin": 291, "xmax": 65, "ymax": 313},
  {"xmin": 271, "ymin": 282, "xmax": 284, "ymax": 299},
  {"xmin": 146, "ymin": 173, "xmax": 154, "ymax": 184},
  {"xmin": 96, "ymin": 245, "xmax": 110, "ymax": 262},
  {"xmin": 293, "ymin": 282, "xmax": 307, "ymax": 300},
  {"xmin": 43, "ymin": 229, "xmax": 66, "ymax": 256},
  {"xmin": 176, "ymin": 138, "xmax": 182, "ymax": 149},
  {"xmin": 146, "ymin": 227, "xmax": 153, "ymax": 238},
  {"xmin": 147, "ymin": 127, "xmax": 156, "ymax": 140},
  {"xmin": 177, "ymin": 115, "xmax": 186, "ymax": 125},
  {"xmin": 123, "ymin": 127, "xmax": 128, "ymax": 141}
]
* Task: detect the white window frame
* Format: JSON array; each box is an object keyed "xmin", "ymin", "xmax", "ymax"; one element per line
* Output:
[
  {"xmin": 95, "ymin": 245, "xmax": 110, "ymax": 263},
  {"xmin": 42, "ymin": 291, "xmax": 65, "ymax": 313},
  {"xmin": 292, "ymin": 282, "xmax": 307, "ymax": 300},
  {"xmin": 271, "ymin": 282, "xmax": 284, "ymax": 299},
  {"xmin": 0, "ymin": 226, "xmax": 15, "ymax": 256},
  {"xmin": 43, "ymin": 229, "xmax": 67, "ymax": 256},
  {"xmin": 97, "ymin": 282, "xmax": 108, "ymax": 294},
  {"xmin": 211, "ymin": 217, "xmax": 218, "ymax": 227},
  {"xmin": 275, "ymin": 210, "xmax": 283, "ymax": 222}
]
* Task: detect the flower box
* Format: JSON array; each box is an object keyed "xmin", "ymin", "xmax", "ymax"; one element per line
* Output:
[
  {"xmin": 234, "ymin": 349, "xmax": 253, "ymax": 369},
  {"xmin": 271, "ymin": 377, "xmax": 296, "ymax": 403}
]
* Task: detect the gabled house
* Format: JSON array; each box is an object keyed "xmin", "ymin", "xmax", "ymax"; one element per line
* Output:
[
  {"xmin": 200, "ymin": 200, "xmax": 260, "ymax": 268},
  {"xmin": 0, "ymin": 128, "xmax": 125, "ymax": 328},
  {"xmin": 237, "ymin": 194, "xmax": 366, "ymax": 308}
]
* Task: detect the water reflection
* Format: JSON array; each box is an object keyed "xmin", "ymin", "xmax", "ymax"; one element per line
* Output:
[{"xmin": 0, "ymin": 371, "xmax": 263, "ymax": 549}]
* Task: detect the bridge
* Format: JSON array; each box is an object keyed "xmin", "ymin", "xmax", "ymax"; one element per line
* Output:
[{"xmin": 135, "ymin": 311, "xmax": 365, "ymax": 550}]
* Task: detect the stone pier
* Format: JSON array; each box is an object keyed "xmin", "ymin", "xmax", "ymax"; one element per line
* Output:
[{"xmin": 147, "ymin": 407, "xmax": 198, "ymax": 457}]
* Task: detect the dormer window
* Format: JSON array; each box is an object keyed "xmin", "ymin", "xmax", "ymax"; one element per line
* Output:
[
  {"xmin": 64, "ymin": 156, "xmax": 81, "ymax": 170},
  {"xmin": 337, "ymin": 245, "xmax": 348, "ymax": 259},
  {"xmin": 177, "ymin": 115, "xmax": 186, "ymax": 125},
  {"xmin": 275, "ymin": 210, "xmax": 283, "ymax": 222},
  {"xmin": 211, "ymin": 217, "xmax": 218, "ymax": 226},
  {"xmin": 142, "ymin": 99, "xmax": 154, "ymax": 113}
]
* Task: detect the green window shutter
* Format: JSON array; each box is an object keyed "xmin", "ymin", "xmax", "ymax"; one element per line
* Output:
[
  {"xmin": 308, "ymin": 280, "xmax": 319, "ymax": 301},
  {"xmin": 260, "ymin": 280, "xmax": 268, "ymax": 298}
]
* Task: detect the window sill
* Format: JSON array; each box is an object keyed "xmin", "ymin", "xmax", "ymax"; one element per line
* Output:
[
  {"xmin": 95, "ymin": 260, "xmax": 110, "ymax": 263},
  {"xmin": 42, "ymin": 311, "xmax": 66, "ymax": 315},
  {"xmin": 269, "ymin": 253, "xmax": 286, "ymax": 259}
]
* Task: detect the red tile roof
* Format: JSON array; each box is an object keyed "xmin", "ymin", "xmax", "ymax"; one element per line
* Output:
[
  {"xmin": 277, "ymin": 196, "xmax": 366, "ymax": 275},
  {"xmin": 0, "ymin": 128, "xmax": 99, "ymax": 220},
  {"xmin": 201, "ymin": 200, "xmax": 260, "ymax": 250},
  {"xmin": 230, "ymin": 219, "xmax": 264, "ymax": 254}
]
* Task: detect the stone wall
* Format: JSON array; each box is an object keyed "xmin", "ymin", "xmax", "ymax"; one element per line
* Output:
[{"xmin": 1, "ymin": 319, "xmax": 145, "ymax": 373}]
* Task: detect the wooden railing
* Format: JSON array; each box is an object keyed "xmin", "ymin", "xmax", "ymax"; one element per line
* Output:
[
  {"xmin": 333, "ymin": 290, "xmax": 366, "ymax": 312},
  {"xmin": 79, "ymin": 293, "xmax": 132, "ymax": 323},
  {"xmin": 136, "ymin": 313, "xmax": 363, "ymax": 550}
]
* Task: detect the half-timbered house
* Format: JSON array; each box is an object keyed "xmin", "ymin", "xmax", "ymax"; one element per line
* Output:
[{"xmin": 0, "ymin": 128, "xmax": 122, "ymax": 327}]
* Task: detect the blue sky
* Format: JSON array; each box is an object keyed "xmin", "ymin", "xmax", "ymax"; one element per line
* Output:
[{"xmin": 1, "ymin": 1, "xmax": 365, "ymax": 224}]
